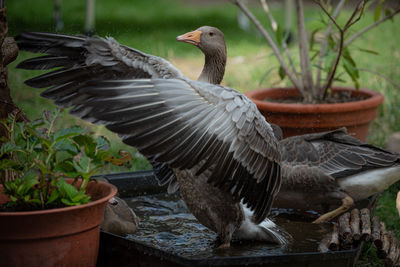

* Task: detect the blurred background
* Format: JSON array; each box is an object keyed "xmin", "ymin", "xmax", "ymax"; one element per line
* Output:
[{"xmin": 6, "ymin": 1, "xmax": 400, "ymax": 264}]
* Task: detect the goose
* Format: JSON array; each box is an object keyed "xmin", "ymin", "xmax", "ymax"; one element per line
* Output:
[
  {"xmin": 176, "ymin": 26, "xmax": 226, "ymax": 85},
  {"xmin": 16, "ymin": 28, "xmax": 290, "ymax": 248},
  {"xmin": 273, "ymin": 127, "xmax": 400, "ymax": 223},
  {"xmin": 175, "ymin": 27, "xmax": 400, "ymax": 224}
]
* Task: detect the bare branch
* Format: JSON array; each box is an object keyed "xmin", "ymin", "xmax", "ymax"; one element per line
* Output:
[
  {"xmin": 260, "ymin": 0, "xmax": 298, "ymax": 78},
  {"xmin": 316, "ymin": 0, "xmax": 346, "ymax": 91},
  {"xmin": 316, "ymin": 0, "xmax": 366, "ymax": 99},
  {"xmin": 343, "ymin": 1, "xmax": 365, "ymax": 30},
  {"xmin": 345, "ymin": 8, "xmax": 400, "ymax": 47},
  {"xmin": 314, "ymin": 0, "xmax": 345, "ymax": 31},
  {"xmin": 315, "ymin": 0, "xmax": 345, "ymax": 98},
  {"xmin": 295, "ymin": 0, "xmax": 315, "ymax": 101},
  {"xmin": 232, "ymin": 0, "xmax": 303, "ymax": 93},
  {"xmin": 260, "ymin": 0, "xmax": 277, "ymax": 31}
]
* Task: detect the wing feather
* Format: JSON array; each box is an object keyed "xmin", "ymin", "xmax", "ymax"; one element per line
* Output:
[
  {"xmin": 45, "ymin": 78, "xmax": 281, "ymax": 223},
  {"xmin": 18, "ymin": 35, "xmax": 282, "ymax": 224},
  {"xmin": 281, "ymin": 128, "xmax": 400, "ymax": 179}
]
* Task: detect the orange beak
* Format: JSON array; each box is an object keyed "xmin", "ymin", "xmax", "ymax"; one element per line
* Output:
[{"xmin": 176, "ymin": 30, "xmax": 202, "ymax": 46}]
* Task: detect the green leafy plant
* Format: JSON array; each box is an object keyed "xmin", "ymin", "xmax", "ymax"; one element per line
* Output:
[
  {"xmin": 234, "ymin": 0, "xmax": 400, "ymax": 103},
  {"xmin": 0, "ymin": 110, "xmax": 130, "ymax": 211}
]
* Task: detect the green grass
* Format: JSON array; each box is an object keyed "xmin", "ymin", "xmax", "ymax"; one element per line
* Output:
[{"xmin": 7, "ymin": 1, "xmax": 400, "ymax": 265}]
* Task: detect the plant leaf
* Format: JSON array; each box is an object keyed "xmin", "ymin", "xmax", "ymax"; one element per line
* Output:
[
  {"xmin": 0, "ymin": 142, "xmax": 24, "ymax": 155},
  {"xmin": 58, "ymin": 179, "xmax": 78, "ymax": 200},
  {"xmin": 276, "ymin": 24, "xmax": 283, "ymax": 46},
  {"xmin": 357, "ymin": 47, "xmax": 379, "ymax": 55},
  {"xmin": 97, "ymin": 136, "xmax": 110, "ymax": 151},
  {"xmin": 385, "ymin": 8, "xmax": 393, "ymax": 22},
  {"xmin": 374, "ymin": 2, "xmax": 383, "ymax": 22},
  {"xmin": 309, "ymin": 28, "xmax": 321, "ymax": 51},
  {"xmin": 54, "ymin": 127, "xmax": 86, "ymax": 143},
  {"xmin": 73, "ymin": 135, "xmax": 97, "ymax": 156},
  {"xmin": 0, "ymin": 159, "xmax": 24, "ymax": 171},
  {"xmin": 278, "ymin": 66, "xmax": 286, "ymax": 80},
  {"xmin": 46, "ymin": 190, "xmax": 60, "ymax": 204},
  {"xmin": 258, "ymin": 67, "xmax": 276, "ymax": 86},
  {"xmin": 343, "ymin": 61, "xmax": 360, "ymax": 90}
]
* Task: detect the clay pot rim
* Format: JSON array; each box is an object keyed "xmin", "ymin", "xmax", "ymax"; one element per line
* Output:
[
  {"xmin": 245, "ymin": 86, "xmax": 384, "ymax": 113},
  {"xmin": 0, "ymin": 179, "xmax": 117, "ymax": 216}
]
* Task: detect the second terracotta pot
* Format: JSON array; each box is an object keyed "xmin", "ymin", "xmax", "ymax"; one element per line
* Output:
[{"xmin": 245, "ymin": 87, "xmax": 383, "ymax": 141}]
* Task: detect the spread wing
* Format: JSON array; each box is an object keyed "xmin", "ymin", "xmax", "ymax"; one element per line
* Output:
[
  {"xmin": 281, "ymin": 128, "xmax": 400, "ymax": 179},
  {"xmin": 16, "ymin": 31, "xmax": 184, "ymax": 107},
  {"xmin": 40, "ymin": 78, "xmax": 281, "ymax": 223}
]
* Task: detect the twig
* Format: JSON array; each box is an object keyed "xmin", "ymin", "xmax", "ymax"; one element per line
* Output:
[
  {"xmin": 316, "ymin": 0, "xmax": 366, "ymax": 99},
  {"xmin": 386, "ymin": 231, "xmax": 399, "ymax": 266},
  {"xmin": 260, "ymin": 0, "xmax": 277, "ymax": 31},
  {"xmin": 260, "ymin": 0, "xmax": 298, "ymax": 78},
  {"xmin": 350, "ymin": 208, "xmax": 361, "ymax": 241},
  {"xmin": 338, "ymin": 212, "xmax": 352, "ymax": 249},
  {"xmin": 319, "ymin": 233, "xmax": 331, "ymax": 252},
  {"xmin": 357, "ymin": 68, "xmax": 400, "ymax": 89},
  {"xmin": 360, "ymin": 208, "xmax": 371, "ymax": 241},
  {"xmin": 372, "ymin": 216, "xmax": 382, "ymax": 249},
  {"xmin": 315, "ymin": 0, "xmax": 346, "ymax": 92},
  {"xmin": 232, "ymin": 0, "xmax": 304, "ymax": 95},
  {"xmin": 315, "ymin": 0, "xmax": 346, "ymax": 99},
  {"xmin": 344, "ymin": 1, "xmax": 366, "ymax": 30},
  {"xmin": 329, "ymin": 224, "xmax": 340, "ymax": 251},
  {"xmin": 295, "ymin": 0, "xmax": 315, "ymax": 101},
  {"xmin": 378, "ymin": 222, "xmax": 390, "ymax": 259},
  {"xmin": 345, "ymin": 8, "xmax": 400, "ymax": 47}
]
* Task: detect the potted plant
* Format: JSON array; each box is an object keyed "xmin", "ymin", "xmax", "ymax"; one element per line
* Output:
[
  {"xmin": 233, "ymin": 0, "xmax": 399, "ymax": 141},
  {"xmin": 0, "ymin": 110, "xmax": 130, "ymax": 266}
]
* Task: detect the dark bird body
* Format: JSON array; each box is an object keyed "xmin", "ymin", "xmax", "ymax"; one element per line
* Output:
[
  {"xmin": 174, "ymin": 28, "xmax": 400, "ymax": 224},
  {"xmin": 275, "ymin": 128, "xmax": 400, "ymax": 222},
  {"xmin": 16, "ymin": 27, "xmax": 290, "ymax": 248}
]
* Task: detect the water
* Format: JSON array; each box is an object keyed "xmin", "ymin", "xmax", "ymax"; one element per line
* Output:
[{"xmin": 126, "ymin": 193, "xmax": 332, "ymax": 259}]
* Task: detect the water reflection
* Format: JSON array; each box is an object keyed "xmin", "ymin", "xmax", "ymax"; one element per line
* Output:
[{"xmin": 126, "ymin": 193, "xmax": 332, "ymax": 258}]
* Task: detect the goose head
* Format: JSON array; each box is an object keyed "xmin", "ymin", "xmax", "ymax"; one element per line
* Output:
[{"xmin": 176, "ymin": 26, "xmax": 227, "ymax": 85}]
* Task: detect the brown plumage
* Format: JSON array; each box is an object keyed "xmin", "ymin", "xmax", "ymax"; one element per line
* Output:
[
  {"xmin": 176, "ymin": 27, "xmax": 400, "ymax": 224},
  {"xmin": 177, "ymin": 26, "xmax": 226, "ymax": 85},
  {"xmin": 274, "ymin": 127, "xmax": 400, "ymax": 223},
  {"xmin": 16, "ymin": 27, "xmax": 289, "ymax": 248}
]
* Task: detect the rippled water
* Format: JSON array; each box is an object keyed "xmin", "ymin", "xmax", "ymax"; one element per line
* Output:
[{"xmin": 126, "ymin": 193, "xmax": 332, "ymax": 259}]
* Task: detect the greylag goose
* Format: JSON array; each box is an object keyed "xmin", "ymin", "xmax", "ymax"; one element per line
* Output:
[
  {"xmin": 176, "ymin": 27, "xmax": 400, "ymax": 224},
  {"xmin": 16, "ymin": 28, "xmax": 290, "ymax": 248},
  {"xmin": 274, "ymin": 127, "xmax": 400, "ymax": 223},
  {"xmin": 176, "ymin": 26, "xmax": 226, "ymax": 85}
]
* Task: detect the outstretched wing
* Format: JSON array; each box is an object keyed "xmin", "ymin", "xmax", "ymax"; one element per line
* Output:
[
  {"xmin": 40, "ymin": 77, "xmax": 281, "ymax": 223},
  {"xmin": 281, "ymin": 128, "xmax": 400, "ymax": 179},
  {"xmin": 16, "ymin": 31, "xmax": 184, "ymax": 106}
]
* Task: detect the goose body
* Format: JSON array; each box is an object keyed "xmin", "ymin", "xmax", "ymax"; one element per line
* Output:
[
  {"xmin": 274, "ymin": 128, "xmax": 400, "ymax": 222},
  {"xmin": 16, "ymin": 28, "xmax": 289, "ymax": 247},
  {"xmin": 174, "ymin": 27, "xmax": 400, "ymax": 223}
]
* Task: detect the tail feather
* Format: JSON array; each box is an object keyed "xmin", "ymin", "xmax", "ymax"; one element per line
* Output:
[{"xmin": 234, "ymin": 203, "xmax": 292, "ymax": 245}]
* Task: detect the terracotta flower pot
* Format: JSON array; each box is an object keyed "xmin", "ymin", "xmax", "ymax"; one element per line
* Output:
[
  {"xmin": 0, "ymin": 179, "xmax": 117, "ymax": 267},
  {"xmin": 245, "ymin": 87, "xmax": 383, "ymax": 141}
]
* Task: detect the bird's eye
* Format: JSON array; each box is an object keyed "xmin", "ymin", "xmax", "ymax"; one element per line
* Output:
[{"xmin": 209, "ymin": 32, "xmax": 214, "ymax": 36}]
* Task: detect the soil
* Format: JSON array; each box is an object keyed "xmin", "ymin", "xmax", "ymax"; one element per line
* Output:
[{"xmin": 264, "ymin": 91, "xmax": 368, "ymax": 104}]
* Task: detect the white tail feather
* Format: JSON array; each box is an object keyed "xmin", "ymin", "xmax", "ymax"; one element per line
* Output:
[{"xmin": 234, "ymin": 203, "xmax": 292, "ymax": 245}]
